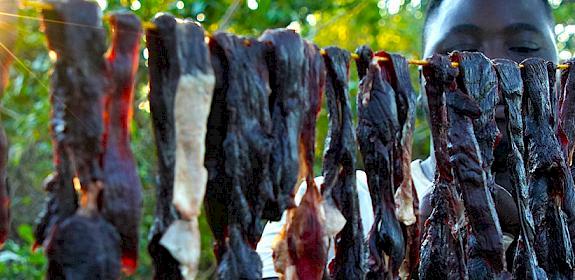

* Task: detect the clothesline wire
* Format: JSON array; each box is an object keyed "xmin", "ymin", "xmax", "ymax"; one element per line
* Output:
[{"xmin": 23, "ymin": 0, "xmax": 572, "ymax": 70}]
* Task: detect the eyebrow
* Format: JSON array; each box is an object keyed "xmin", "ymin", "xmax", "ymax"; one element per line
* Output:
[
  {"xmin": 446, "ymin": 24, "xmax": 483, "ymax": 36},
  {"xmin": 503, "ymin": 23, "xmax": 545, "ymax": 35}
]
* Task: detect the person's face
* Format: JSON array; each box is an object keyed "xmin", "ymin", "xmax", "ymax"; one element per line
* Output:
[{"xmin": 423, "ymin": 0, "xmax": 557, "ymax": 63}]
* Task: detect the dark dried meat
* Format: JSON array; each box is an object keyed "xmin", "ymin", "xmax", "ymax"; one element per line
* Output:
[
  {"xmin": 522, "ymin": 58, "xmax": 574, "ymax": 279},
  {"xmin": 494, "ymin": 58, "xmax": 547, "ymax": 279},
  {"xmin": 206, "ymin": 32, "xmax": 273, "ymax": 279},
  {"xmin": 272, "ymin": 40, "xmax": 326, "ymax": 280},
  {"xmin": 450, "ymin": 52, "xmax": 506, "ymax": 277},
  {"xmin": 101, "ymin": 11, "xmax": 143, "ymax": 275},
  {"xmin": 451, "ymin": 52, "xmax": 500, "ymax": 188},
  {"xmin": 322, "ymin": 46, "xmax": 364, "ymax": 279},
  {"xmin": 558, "ymin": 58, "xmax": 575, "ymax": 252},
  {"xmin": 258, "ymin": 29, "xmax": 308, "ymax": 221},
  {"xmin": 160, "ymin": 19, "xmax": 215, "ymax": 279},
  {"xmin": 418, "ymin": 54, "xmax": 467, "ymax": 280},
  {"xmin": 559, "ymin": 58, "xmax": 575, "ymax": 162},
  {"xmin": 375, "ymin": 51, "xmax": 419, "ymax": 279},
  {"xmin": 46, "ymin": 214, "xmax": 120, "ymax": 279},
  {"xmin": 40, "ymin": 1, "xmax": 120, "ymax": 278},
  {"xmin": 356, "ymin": 47, "xmax": 405, "ymax": 279},
  {"xmin": 446, "ymin": 62, "xmax": 505, "ymax": 279},
  {"xmin": 146, "ymin": 13, "xmax": 184, "ymax": 280}
]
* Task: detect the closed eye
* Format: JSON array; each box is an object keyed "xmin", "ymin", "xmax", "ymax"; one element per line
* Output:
[
  {"xmin": 509, "ymin": 46, "xmax": 540, "ymax": 53},
  {"xmin": 441, "ymin": 46, "xmax": 480, "ymax": 54}
]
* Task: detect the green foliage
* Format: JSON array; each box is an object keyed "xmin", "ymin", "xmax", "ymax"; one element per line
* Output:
[
  {"xmin": 3, "ymin": 0, "xmax": 575, "ymax": 278},
  {"xmin": 0, "ymin": 225, "xmax": 46, "ymax": 279}
]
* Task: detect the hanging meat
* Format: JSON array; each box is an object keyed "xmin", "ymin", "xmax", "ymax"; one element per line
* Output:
[
  {"xmin": 451, "ymin": 52, "xmax": 500, "ymax": 187},
  {"xmin": 206, "ymin": 32, "xmax": 274, "ymax": 279},
  {"xmin": 493, "ymin": 59, "xmax": 547, "ymax": 279},
  {"xmin": 271, "ymin": 40, "xmax": 326, "ymax": 280},
  {"xmin": 158, "ymin": 19, "xmax": 215, "ymax": 280},
  {"xmin": 375, "ymin": 50, "xmax": 419, "ymax": 279},
  {"xmin": 46, "ymin": 212, "xmax": 120, "ymax": 279},
  {"xmin": 321, "ymin": 46, "xmax": 363, "ymax": 279},
  {"xmin": 146, "ymin": 13, "xmax": 184, "ymax": 280},
  {"xmin": 0, "ymin": 0, "xmax": 17, "ymax": 247},
  {"xmin": 40, "ymin": 1, "xmax": 120, "ymax": 278},
  {"xmin": 548, "ymin": 62, "xmax": 559, "ymax": 132},
  {"xmin": 258, "ymin": 28, "xmax": 311, "ymax": 221},
  {"xmin": 101, "ymin": 11, "xmax": 142, "ymax": 275},
  {"xmin": 356, "ymin": 46, "xmax": 405, "ymax": 279},
  {"xmin": 449, "ymin": 51, "xmax": 506, "ymax": 277},
  {"xmin": 558, "ymin": 58, "xmax": 575, "ymax": 249},
  {"xmin": 418, "ymin": 54, "xmax": 467, "ymax": 280},
  {"xmin": 522, "ymin": 58, "xmax": 574, "ymax": 279},
  {"xmin": 203, "ymin": 32, "xmax": 229, "ymax": 264},
  {"xmin": 559, "ymin": 58, "xmax": 575, "ymax": 162}
]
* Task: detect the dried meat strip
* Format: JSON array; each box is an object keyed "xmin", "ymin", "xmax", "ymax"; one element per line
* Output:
[
  {"xmin": 101, "ymin": 11, "xmax": 143, "ymax": 275},
  {"xmin": 375, "ymin": 51, "xmax": 417, "ymax": 227},
  {"xmin": 207, "ymin": 32, "xmax": 273, "ymax": 279},
  {"xmin": 558, "ymin": 58, "xmax": 575, "ymax": 252},
  {"xmin": 451, "ymin": 52, "xmax": 500, "ymax": 188},
  {"xmin": 450, "ymin": 52, "xmax": 506, "ymax": 277},
  {"xmin": 559, "ymin": 59, "xmax": 575, "ymax": 162},
  {"xmin": 522, "ymin": 58, "xmax": 574, "ymax": 279},
  {"xmin": 446, "ymin": 71, "xmax": 505, "ymax": 280},
  {"xmin": 357, "ymin": 47, "xmax": 405, "ymax": 279},
  {"xmin": 41, "ymin": 1, "xmax": 120, "ymax": 278},
  {"xmin": 146, "ymin": 13, "xmax": 184, "ymax": 280},
  {"xmin": 322, "ymin": 46, "xmax": 364, "ymax": 279},
  {"xmin": 258, "ymin": 29, "xmax": 308, "ymax": 221},
  {"xmin": 419, "ymin": 54, "xmax": 467, "ymax": 280},
  {"xmin": 159, "ymin": 19, "xmax": 215, "ymax": 280},
  {"xmin": 204, "ymin": 29, "xmax": 230, "ymax": 264},
  {"xmin": 46, "ymin": 214, "xmax": 120, "ymax": 279},
  {"xmin": 376, "ymin": 51, "xmax": 420, "ymax": 279},
  {"xmin": 494, "ymin": 59, "xmax": 547, "ymax": 279},
  {"xmin": 272, "ymin": 40, "xmax": 326, "ymax": 280}
]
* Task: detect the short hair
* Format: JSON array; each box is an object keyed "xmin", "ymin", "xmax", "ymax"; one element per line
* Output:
[{"xmin": 422, "ymin": 0, "xmax": 554, "ymax": 46}]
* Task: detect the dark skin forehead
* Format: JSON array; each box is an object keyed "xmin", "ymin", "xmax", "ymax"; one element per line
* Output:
[{"xmin": 423, "ymin": 0, "xmax": 557, "ymax": 63}]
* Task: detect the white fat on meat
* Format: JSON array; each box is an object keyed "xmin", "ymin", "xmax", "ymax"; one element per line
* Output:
[{"xmin": 160, "ymin": 71, "xmax": 215, "ymax": 280}]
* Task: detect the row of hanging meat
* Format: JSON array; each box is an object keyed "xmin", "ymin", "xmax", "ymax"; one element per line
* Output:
[{"xmin": 0, "ymin": 0, "xmax": 573, "ymax": 279}]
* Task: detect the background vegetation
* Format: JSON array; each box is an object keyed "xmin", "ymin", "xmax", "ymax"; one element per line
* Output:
[{"xmin": 2, "ymin": 0, "xmax": 575, "ymax": 278}]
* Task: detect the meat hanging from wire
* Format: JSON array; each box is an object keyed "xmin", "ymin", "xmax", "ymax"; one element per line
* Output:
[
  {"xmin": 522, "ymin": 58, "xmax": 575, "ymax": 279},
  {"xmin": 146, "ymin": 13, "xmax": 184, "ymax": 280},
  {"xmin": 322, "ymin": 46, "xmax": 364, "ymax": 279},
  {"xmin": 419, "ymin": 54, "xmax": 467, "ymax": 280},
  {"xmin": 158, "ymin": 18, "xmax": 215, "ymax": 280},
  {"xmin": 494, "ymin": 58, "xmax": 547, "ymax": 279},
  {"xmin": 449, "ymin": 51, "xmax": 506, "ymax": 278},
  {"xmin": 38, "ymin": 1, "xmax": 121, "ymax": 278},
  {"xmin": 19, "ymin": 3, "xmax": 575, "ymax": 278},
  {"xmin": 356, "ymin": 46, "xmax": 405, "ymax": 279},
  {"xmin": 206, "ymin": 32, "xmax": 273, "ymax": 279},
  {"xmin": 375, "ymin": 50, "xmax": 419, "ymax": 280},
  {"xmin": 101, "ymin": 11, "xmax": 143, "ymax": 275},
  {"xmin": 271, "ymin": 37, "xmax": 327, "ymax": 280},
  {"xmin": 258, "ymin": 29, "xmax": 312, "ymax": 222}
]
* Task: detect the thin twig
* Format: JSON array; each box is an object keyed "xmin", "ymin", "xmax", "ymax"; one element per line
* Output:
[
  {"xmin": 307, "ymin": 0, "xmax": 369, "ymax": 40},
  {"xmin": 217, "ymin": 0, "xmax": 242, "ymax": 32}
]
